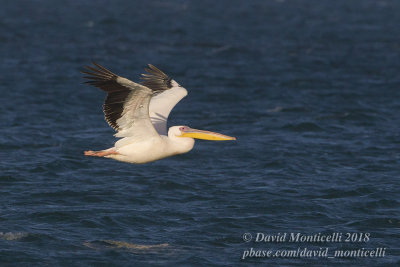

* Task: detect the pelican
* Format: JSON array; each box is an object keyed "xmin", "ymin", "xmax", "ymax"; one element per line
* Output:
[{"xmin": 82, "ymin": 62, "xmax": 236, "ymax": 164}]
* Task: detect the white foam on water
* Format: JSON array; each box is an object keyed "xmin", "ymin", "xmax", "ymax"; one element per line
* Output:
[
  {"xmin": 0, "ymin": 232, "xmax": 28, "ymax": 241},
  {"xmin": 83, "ymin": 240, "xmax": 168, "ymax": 252},
  {"xmin": 267, "ymin": 106, "xmax": 283, "ymax": 113}
]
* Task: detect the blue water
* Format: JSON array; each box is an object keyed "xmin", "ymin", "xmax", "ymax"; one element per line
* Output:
[{"xmin": 1, "ymin": 0, "xmax": 400, "ymax": 266}]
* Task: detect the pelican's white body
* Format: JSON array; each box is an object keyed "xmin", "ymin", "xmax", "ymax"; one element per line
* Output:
[{"xmin": 107, "ymin": 127, "xmax": 195, "ymax": 164}]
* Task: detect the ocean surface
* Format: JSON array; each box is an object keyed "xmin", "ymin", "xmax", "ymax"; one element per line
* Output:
[{"xmin": 1, "ymin": 0, "xmax": 399, "ymax": 266}]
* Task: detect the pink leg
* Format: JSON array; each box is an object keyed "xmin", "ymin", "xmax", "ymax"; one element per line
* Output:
[{"xmin": 84, "ymin": 149, "xmax": 119, "ymax": 157}]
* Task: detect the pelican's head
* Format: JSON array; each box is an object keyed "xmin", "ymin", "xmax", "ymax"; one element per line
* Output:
[{"xmin": 171, "ymin": 126, "xmax": 236, "ymax": 141}]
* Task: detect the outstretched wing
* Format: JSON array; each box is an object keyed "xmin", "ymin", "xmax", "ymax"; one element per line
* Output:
[
  {"xmin": 141, "ymin": 64, "xmax": 188, "ymax": 136},
  {"xmin": 82, "ymin": 62, "xmax": 165, "ymax": 139}
]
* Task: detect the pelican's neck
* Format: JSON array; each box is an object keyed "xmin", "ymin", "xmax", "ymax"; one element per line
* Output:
[{"xmin": 167, "ymin": 132, "xmax": 195, "ymax": 154}]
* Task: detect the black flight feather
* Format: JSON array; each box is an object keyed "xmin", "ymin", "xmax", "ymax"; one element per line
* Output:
[
  {"xmin": 82, "ymin": 62, "xmax": 130, "ymax": 131},
  {"xmin": 140, "ymin": 64, "xmax": 173, "ymax": 93},
  {"xmin": 82, "ymin": 62, "xmax": 173, "ymax": 132}
]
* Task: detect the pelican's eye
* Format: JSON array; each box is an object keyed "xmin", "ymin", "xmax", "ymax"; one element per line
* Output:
[{"xmin": 179, "ymin": 126, "xmax": 188, "ymax": 132}]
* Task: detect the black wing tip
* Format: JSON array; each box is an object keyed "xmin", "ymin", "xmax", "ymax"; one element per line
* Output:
[
  {"xmin": 146, "ymin": 64, "xmax": 165, "ymax": 75},
  {"xmin": 81, "ymin": 61, "xmax": 101, "ymax": 73},
  {"xmin": 146, "ymin": 63, "xmax": 158, "ymax": 71},
  {"xmin": 87, "ymin": 61, "xmax": 104, "ymax": 70},
  {"xmin": 81, "ymin": 62, "xmax": 118, "ymax": 82},
  {"xmin": 140, "ymin": 64, "xmax": 173, "ymax": 92},
  {"xmin": 147, "ymin": 63, "xmax": 156, "ymax": 70},
  {"xmin": 142, "ymin": 64, "xmax": 168, "ymax": 77}
]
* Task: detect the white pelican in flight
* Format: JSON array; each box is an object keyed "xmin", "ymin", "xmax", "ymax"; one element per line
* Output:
[{"xmin": 82, "ymin": 62, "xmax": 236, "ymax": 164}]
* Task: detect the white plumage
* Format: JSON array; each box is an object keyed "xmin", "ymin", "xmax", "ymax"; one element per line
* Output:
[{"xmin": 149, "ymin": 81, "xmax": 187, "ymax": 136}]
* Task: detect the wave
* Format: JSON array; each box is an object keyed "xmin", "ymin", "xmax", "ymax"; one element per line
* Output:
[
  {"xmin": 83, "ymin": 240, "xmax": 168, "ymax": 252},
  {"xmin": 0, "ymin": 232, "xmax": 29, "ymax": 241}
]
